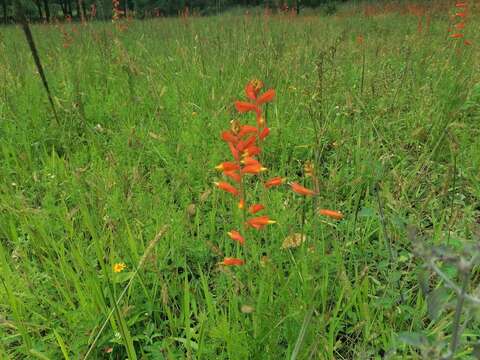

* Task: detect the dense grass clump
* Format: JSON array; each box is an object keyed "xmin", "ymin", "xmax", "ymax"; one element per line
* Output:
[{"xmin": 0, "ymin": 3, "xmax": 480, "ymax": 358}]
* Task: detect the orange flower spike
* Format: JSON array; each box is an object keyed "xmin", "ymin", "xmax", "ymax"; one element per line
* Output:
[
  {"xmin": 464, "ymin": 39, "xmax": 472, "ymax": 46},
  {"xmin": 455, "ymin": 22, "xmax": 465, "ymax": 30},
  {"xmin": 216, "ymin": 162, "xmax": 239, "ymax": 172},
  {"xmin": 318, "ymin": 209, "xmax": 344, "ymax": 220},
  {"xmin": 246, "ymin": 215, "xmax": 276, "ymax": 230},
  {"xmin": 227, "ymin": 230, "xmax": 245, "ymax": 245},
  {"xmin": 455, "ymin": 2, "xmax": 467, "ymax": 8},
  {"xmin": 450, "ymin": 33, "xmax": 464, "ymax": 38},
  {"xmin": 259, "ymin": 127, "xmax": 270, "ymax": 140},
  {"xmin": 242, "ymin": 163, "xmax": 267, "ymax": 174},
  {"xmin": 455, "ymin": 12, "xmax": 466, "ymax": 18},
  {"xmin": 220, "ymin": 257, "xmax": 245, "ymax": 266},
  {"xmin": 248, "ymin": 204, "xmax": 265, "ymax": 214},
  {"xmin": 290, "ymin": 182, "xmax": 317, "ymax": 196},
  {"xmin": 256, "ymin": 89, "xmax": 276, "ymax": 105},
  {"xmin": 224, "ymin": 170, "xmax": 241, "ymax": 183},
  {"xmin": 264, "ymin": 176, "xmax": 284, "ymax": 188},
  {"xmin": 215, "ymin": 181, "xmax": 239, "ymax": 196}
]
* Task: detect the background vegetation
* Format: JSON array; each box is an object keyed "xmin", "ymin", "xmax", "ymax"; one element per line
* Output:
[
  {"xmin": 1, "ymin": 0, "xmax": 480, "ymax": 359},
  {"xmin": 3, "ymin": 0, "xmax": 349, "ymax": 22}
]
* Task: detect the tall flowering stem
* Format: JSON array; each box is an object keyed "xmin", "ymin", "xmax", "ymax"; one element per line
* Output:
[
  {"xmin": 215, "ymin": 80, "xmax": 277, "ymax": 266},
  {"xmin": 449, "ymin": 1, "xmax": 472, "ymax": 46}
]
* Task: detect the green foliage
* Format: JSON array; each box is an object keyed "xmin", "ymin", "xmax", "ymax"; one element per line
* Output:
[{"xmin": 1, "ymin": 3, "xmax": 480, "ymax": 359}]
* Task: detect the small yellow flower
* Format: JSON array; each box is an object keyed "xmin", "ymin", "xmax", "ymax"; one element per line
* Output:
[{"xmin": 113, "ymin": 263, "xmax": 127, "ymax": 273}]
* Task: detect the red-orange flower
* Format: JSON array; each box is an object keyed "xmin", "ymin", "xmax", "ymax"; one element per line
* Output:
[
  {"xmin": 215, "ymin": 181, "xmax": 239, "ymax": 196},
  {"xmin": 455, "ymin": 2, "xmax": 467, "ymax": 8},
  {"xmin": 235, "ymin": 83, "xmax": 276, "ymax": 119},
  {"xmin": 221, "ymin": 131, "xmax": 238, "ymax": 143},
  {"xmin": 243, "ymin": 145, "xmax": 261, "ymax": 157},
  {"xmin": 259, "ymin": 127, "xmax": 270, "ymax": 140},
  {"xmin": 228, "ymin": 142, "xmax": 240, "ymax": 160},
  {"xmin": 216, "ymin": 162, "xmax": 240, "ymax": 172},
  {"xmin": 318, "ymin": 209, "xmax": 344, "ymax": 220},
  {"xmin": 248, "ymin": 204, "xmax": 265, "ymax": 214},
  {"xmin": 246, "ymin": 215, "xmax": 276, "ymax": 229},
  {"xmin": 235, "ymin": 101, "xmax": 261, "ymax": 115},
  {"xmin": 290, "ymin": 182, "xmax": 317, "ymax": 196},
  {"xmin": 455, "ymin": 12, "xmax": 466, "ymax": 17},
  {"xmin": 238, "ymin": 125, "xmax": 258, "ymax": 137},
  {"xmin": 264, "ymin": 176, "xmax": 284, "ymax": 188},
  {"xmin": 464, "ymin": 39, "xmax": 472, "ymax": 45},
  {"xmin": 220, "ymin": 257, "xmax": 245, "ymax": 266},
  {"xmin": 256, "ymin": 89, "xmax": 276, "ymax": 105},
  {"xmin": 238, "ymin": 199, "xmax": 245, "ymax": 209},
  {"xmin": 245, "ymin": 80, "xmax": 264, "ymax": 100},
  {"xmin": 455, "ymin": 22, "xmax": 465, "ymax": 30},
  {"xmin": 224, "ymin": 170, "xmax": 241, "ymax": 183},
  {"xmin": 227, "ymin": 230, "xmax": 245, "ymax": 245},
  {"xmin": 237, "ymin": 135, "xmax": 257, "ymax": 151},
  {"xmin": 242, "ymin": 163, "xmax": 267, "ymax": 174},
  {"xmin": 450, "ymin": 33, "xmax": 464, "ymax": 38},
  {"xmin": 242, "ymin": 157, "xmax": 261, "ymax": 166}
]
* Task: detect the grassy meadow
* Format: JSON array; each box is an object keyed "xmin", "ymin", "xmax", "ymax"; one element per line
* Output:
[{"xmin": 1, "ymin": 3, "xmax": 480, "ymax": 359}]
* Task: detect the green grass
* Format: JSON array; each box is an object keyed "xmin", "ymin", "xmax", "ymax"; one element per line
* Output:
[{"xmin": 1, "ymin": 4, "xmax": 480, "ymax": 359}]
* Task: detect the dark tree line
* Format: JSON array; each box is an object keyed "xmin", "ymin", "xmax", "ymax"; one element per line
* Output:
[{"xmin": 1, "ymin": 0, "xmax": 342, "ymax": 23}]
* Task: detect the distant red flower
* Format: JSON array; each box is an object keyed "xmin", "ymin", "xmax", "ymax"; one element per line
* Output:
[
  {"xmin": 455, "ymin": 12, "xmax": 466, "ymax": 17},
  {"xmin": 450, "ymin": 33, "xmax": 464, "ymax": 38},
  {"xmin": 220, "ymin": 257, "xmax": 245, "ymax": 266},
  {"xmin": 455, "ymin": 22, "xmax": 465, "ymax": 30},
  {"xmin": 246, "ymin": 216, "xmax": 276, "ymax": 229},
  {"xmin": 318, "ymin": 209, "xmax": 344, "ymax": 220},
  {"xmin": 248, "ymin": 204, "xmax": 265, "ymax": 214},
  {"xmin": 264, "ymin": 176, "xmax": 284, "ymax": 188},
  {"xmin": 290, "ymin": 182, "xmax": 317, "ymax": 196},
  {"xmin": 228, "ymin": 230, "xmax": 245, "ymax": 245},
  {"xmin": 464, "ymin": 39, "xmax": 472, "ymax": 46}
]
